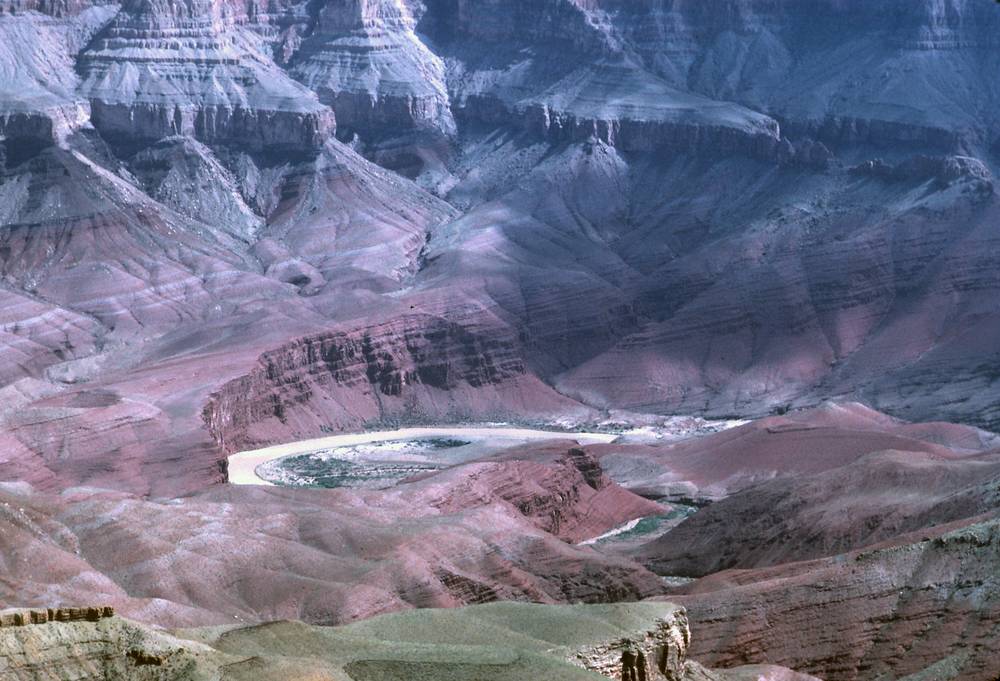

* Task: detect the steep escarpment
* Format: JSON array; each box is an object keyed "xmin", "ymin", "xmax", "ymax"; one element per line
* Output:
[
  {"xmin": 413, "ymin": 0, "xmax": 813, "ymax": 164},
  {"xmin": 426, "ymin": 0, "xmax": 612, "ymax": 53},
  {"xmin": 77, "ymin": 0, "xmax": 335, "ymax": 153},
  {"xmin": 455, "ymin": 90, "xmax": 788, "ymax": 163},
  {"xmin": 0, "ymin": 460, "xmax": 666, "ymax": 626},
  {"xmin": 204, "ymin": 315, "xmax": 586, "ymax": 451},
  {"xmin": 2, "ymin": 0, "xmax": 996, "ymax": 463},
  {"xmin": 586, "ymin": 402, "xmax": 990, "ymax": 502},
  {"xmin": 603, "ymin": 0, "xmax": 1000, "ymax": 151},
  {"xmin": 428, "ymin": 445, "xmax": 665, "ymax": 544},
  {"xmin": 0, "ymin": 5, "xmax": 113, "ymax": 159},
  {"xmin": 542, "ymin": 148, "xmax": 1000, "ymax": 426},
  {"xmin": 572, "ymin": 606, "xmax": 691, "ymax": 681},
  {"xmin": 0, "ymin": 0, "xmax": 110, "ymax": 14},
  {"xmin": 2, "ymin": 7, "xmax": 1000, "ymax": 679},
  {"xmin": 674, "ymin": 515, "xmax": 1000, "ymax": 681},
  {"xmin": 290, "ymin": 0, "xmax": 455, "ymax": 139},
  {"xmin": 0, "ymin": 609, "xmax": 213, "ymax": 681},
  {"xmin": 1, "ymin": 601, "xmax": 812, "ymax": 681}
]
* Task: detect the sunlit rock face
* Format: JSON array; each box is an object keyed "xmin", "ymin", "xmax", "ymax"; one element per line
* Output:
[{"xmin": 77, "ymin": 0, "xmax": 335, "ymax": 153}]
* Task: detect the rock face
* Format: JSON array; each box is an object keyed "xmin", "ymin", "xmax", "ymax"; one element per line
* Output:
[
  {"xmin": 0, "ymin": 613, "xmax": 206, "ymax": 680},
  {"xmin": 600, "ymin": 0, "xmax": 1000, "ymax": 149},
  {"xmin": 850, "ymin": 154, "xmax": 994, "ymax": 188},
  {"xmin": 290, "ymin": 0, "xmax": 455, "ymax": 139},
  {"xmin": 639, "ymin": 448, "xmax": 1000, "ymax": 577},
  {"xmin": 0, "ymin": 607, "xmax": 114, "ymax": 626},
  {"xmin": 203, "ymin": 314, "xmax": 587, "ymax": 451},
  {"xmin": 586, "ymin": 402, "xmax": 997, "ymax": 502},
  {"xmin": 572, "ymin": 607, "xmax": 690, "ymax": 681},
  {"xmin": 0, "ymin": 0, "xmax": 998, "ymax": 496},
  {"xmin": 429, "ymin": 444, "xmax": 665, "ymax": 544},
  {"xmin": 77, "ymin": 0, "xmax": 335, "ymax": 152},
  {"xmin": 129, "ymin": 135, "xmax": 264, "ymax": 239},
  {"xmin": 2, "ymin": 3, "xmax": 1000, "ymax": 678},
  {"xmin": 426, "ymin": 0, "xmax": 789, "ymax": 162},
  {"xmin": 0, "ymin": 450, "xmax": 665, "ymax": 627},
  {"xmin": 0, "ymin": 4, "xmax": 112, "ymax": 155},
  {"xmin": 673, "ymin": 515, "xmax": 1000, "ymax": 681}
]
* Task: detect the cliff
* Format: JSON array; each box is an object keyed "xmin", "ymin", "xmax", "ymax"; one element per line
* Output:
[
  {"xmin": 203, "ymin": 314, "xmax": 585, "ymax": 451},
  {"xmin": 77, "ymin": 0, "xmax": 335, "ymax": 153},
  {"xmin": 290, "ymin": 0, "xmax": 455, "ymax": 138},
  {"xmin": 675, "ymin": 514, "xmax": 1000, "ymax": 681}
]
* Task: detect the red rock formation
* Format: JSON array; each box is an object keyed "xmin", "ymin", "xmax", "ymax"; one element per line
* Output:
[
  {"xmin": 0, "ymin": 450, "xmax": 666, "ymax": 626},
  {"xmin": 672, "ymin": 515, "xmax": 1000, "ymax": 681},
  {"xmin": 587, "ymin": 403, "xmax": 992, "ymax": 501},
  {"xmin": 203, "ymin": 315, "xmax": 588, "ymax": 452},
  {"xmin": 428, "ymin": 444, "xmax": 665, "ymax": 543},
  {"xmin": 638, "ymin": 448, "xmax": 1000, "ymax": 576}
]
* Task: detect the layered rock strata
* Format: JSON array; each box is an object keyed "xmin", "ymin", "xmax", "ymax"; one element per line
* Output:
[
  {"xmin": 0, "ymin": 606, "xmax": 114, "ymax": 627},
  {"xmin": 77, "ymin": 0, "xmax": 335, "ymax": 152},
  {"xmin": 0, "ymin": 602, "xmax": 813, "ymax": 681},
  {"xmin": 573, "ymin": 607, "xmax": 691, "ymax": 681},
  {"xmin": 291, "ymin": 0, "xmax": 455, "ymax": 138},
  {"xmin": 675, "ymin": 515, "xmax": 1000, "ymax": 681},
  {"xmin": 203, "ymin": 314, "xmax": 585, "ymax": 451}
]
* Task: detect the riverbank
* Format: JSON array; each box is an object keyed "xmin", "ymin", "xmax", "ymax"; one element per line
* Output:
[{"xmin": 226, "ymin": 426, "xmax": 619, "ymax": 485}]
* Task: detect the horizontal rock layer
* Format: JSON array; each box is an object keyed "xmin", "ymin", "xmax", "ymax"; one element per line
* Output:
[
  {"xmin": 675, "ymin": 515, "xmax": 1000, "ymax": 681},
  {"xmin": 203, "ymin": 314, "xmax": 580, "ymax": 451},
  {"xmin": 77, "ymin": 0, "xmax": 335, "ymax": 152}
]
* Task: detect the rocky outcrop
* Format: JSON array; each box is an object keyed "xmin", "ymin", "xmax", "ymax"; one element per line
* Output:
[
  {"xmin": 640, "ymin": 448, "xmax": 1000, "ymax": 577},
  {"xmin": 456, "ymin": 94, "xmax": 785, "ymax": 161},
  {"xmin": 783, "ymin": 116, "xmax": 965, "ymax": 152},
  {"xmin": 568, "ymin": 605, "xmax": 816, "ymax": 681},
  {"xmin": 0, "ymin": 601, "xmax": 815, "ymax": 681},
  {"xmin": 0, "ymin": 611, "xmax": 210, "ymax": 680},
  {"xmin": 0, "ymin": 473, "xmax": 664, "ymax": 625},
  {"xmin": 0, "ymin": 606, "xmax": 114, "ymax": 627},
  {"xmin": 601, "ymin": 0, "xmax": 999, "ymax": 150},
  {"xmin": 675, "ymin": 514, "xmax": 1000, "ymax": 681},
  {"xmin": 428, "ymin": 444, "xmax": 665, "ymax": 544},
  {"xmin": 0, "ymin": 0, "xmax": 106, "ymax": 16},
  {"xmin": 203, "ymin": 315, "xmax": 581, "ymax": 451},
  {"xmin": 0, "ymin": 5, "xmax": 112, "ymax": 161},
  {"xmin": 428, "ymin": 0, "xmax": 615, "ymax": 54},
  {"xmin": 77, "ymin": 0, "xmax": 335, "ymax": 153},
  {"xmin": 290, "ymin": 0, "xmax": 455, "ymax": 138},
  {"xmin": 129, "ymin": 136, "xmax": 264, "ymax": 239},
  {"xmin": 0, "ymin": 112, "xmax": 60, "ymax": 167},
  {"xmin": 851, "ymin": 154, "xmax": 993, "ymax": 190},
  {"xmin": 573, "ymin": 607, "xmax": 690, "ymax": 681}
]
